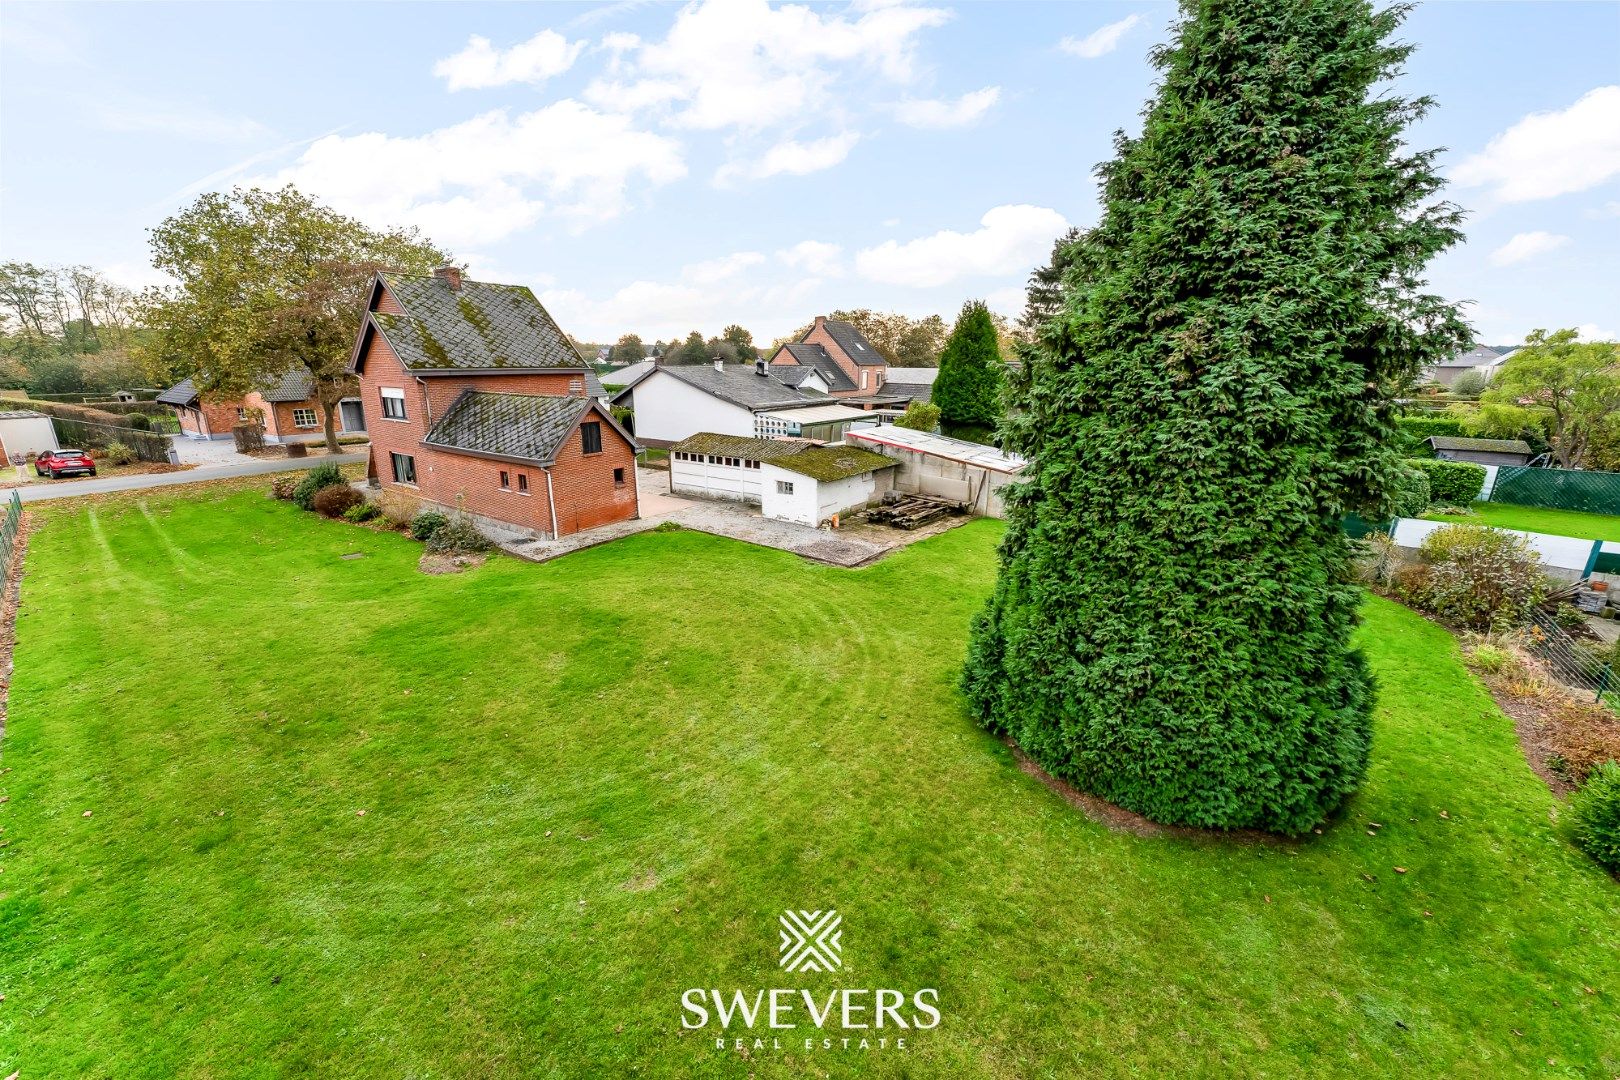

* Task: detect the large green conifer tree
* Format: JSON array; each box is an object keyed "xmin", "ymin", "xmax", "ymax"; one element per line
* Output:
[
  {"xmin": 933, "ymin": 300, "xmax": 1005, "ymax": 428},
  {"xmin": 963, "ymin": 0, "xmax": 1469, "ymax": 833}
]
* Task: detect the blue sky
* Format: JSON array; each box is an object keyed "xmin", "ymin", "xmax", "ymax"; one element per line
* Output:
[{"xmin": 2, "ymin": 0, "xmax": 1616, "ymax": 346}]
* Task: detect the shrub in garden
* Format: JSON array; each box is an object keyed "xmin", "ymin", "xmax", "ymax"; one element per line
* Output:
[
  {"xmin": 376, "ymin": 490, "xmax": 421, "ymax": 528},
  {"xmin": 1570, "ymin": 761, "xmax": 1620, "ymax": 874},
  {"xmin": 410, "ymin": 511, "xmax": 449, "ymax": 541},
  {"xmin": 311, "ymin": 484, "xmax": 363, "ymax": 519},
  {"xmin": 270, "ymin": 476, "xmax": 298, "ymax": 500},
  {"xmin": 1395, "ymin": 524, "xmax": 1547, "ymax": 630},
  {"xmin": 123, "ymin": 413, "xmax": 153, "ymax": 432},
  {"xmin": 99, "ymin": 442, "xmax": 137, "ymax": 466},
  {"xmin": 1408, "ymin": 458, "xmax": 1486, "ymax": 505},
  {"xmin": 291, "ymin": 463, "xmax": 345, "ymax": 510},
  {"xmin": 424, "ymin": 516, "xmax": 492, "ymax": 555},
  {"xmin": 961, "ymin": 1, "xmax": 1470, "ymax": 833},
  {"xmin": 1388, "ymin": 466, "xmax": 1431, "ymax": 518},
  {"xmin": 895, "ymin": 400, "xmax": 942, "ymax": 432},
  {"xmin": 343, "ymin": 501, "xmax": 381, "ymax": 523}
]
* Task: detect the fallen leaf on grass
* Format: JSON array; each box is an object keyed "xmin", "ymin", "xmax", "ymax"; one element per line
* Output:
[
  {"xmin": 1394, "ymin": 867, "xmax": 1408, "ymax": 874},
  {"xmin": 356, "ymin": 809, "xmax": 367, "ymax": 817},
  {"xmin": 82, "ymin": 810, "xmax": 92, "ymax": 818}
]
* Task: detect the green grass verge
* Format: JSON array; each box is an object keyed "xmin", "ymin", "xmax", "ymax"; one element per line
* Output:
[
  {"xmin": 1425, "ymin": 502, "xmax": 1620, "ymax": 541},
  {"xmin": 0, "ymin": 485, "xmax": 1616, "ymax": 1077}
]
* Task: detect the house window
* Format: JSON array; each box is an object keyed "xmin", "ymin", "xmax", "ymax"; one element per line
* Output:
[
  {"xmin": 569, "ymin": 377, "xmax": 584, "ymax": 396},
  {"xmin": 499, "ymin": 470, "xmax": 510, "ymax": 490},
  {"xmin": 708, "ymin": 455, "xmax": 720, "ymax": 464},
  {"xmin": 861, "ymin": 370, "xmax": 868, "ymax": 389},
  {"xmin": 613, "ymin": 467, "xmax": 625, "ymax": 488},
  {"xmin": 581, "ymin": 421, "xmax": 602, "ymax": 454},
  {"xmin": 292, "ymin": 407, "xmax": 318, "ymax": 429},
  {"xmin": 390, "ymin": 452, "xmax": 416, "ymax": 485},
  {"xmin": 380, "ymin": 387, "xmax": 407, "ymax": 420},
  {"xmin": 776, "ymin": 480, "xmax": 794, "ymax": 495},
  {"xmin": 518, "ymin": 474, "xmax": 529, "ymax": 493},
  {"xmin": 745, "ymin": 459, "xmax": 760, "ymax": 470},
  {"xmin": 236, "ymin": 407, "xmax": 249, "ymax": 421}
]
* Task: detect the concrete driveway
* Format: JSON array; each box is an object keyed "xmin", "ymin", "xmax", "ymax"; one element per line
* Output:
[{"xmin": 15, "ymin": 452, "xmax": 367, "ymax": 503}]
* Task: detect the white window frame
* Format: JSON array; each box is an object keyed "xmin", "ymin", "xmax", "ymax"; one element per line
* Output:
[
  {"xmin": 292, "ymin": 407, "xmax": 318, "ymax": 429},
  {"xmin": 380, "ymin": 387, "xmax": 408, "ymax": 421},
  {"xmin": 776, "ymin": 480, "xmax": 794, "ymax": 495},
  {"xmin": 390, "ymin": 452, "xmax": 416, "ymax": 486}
]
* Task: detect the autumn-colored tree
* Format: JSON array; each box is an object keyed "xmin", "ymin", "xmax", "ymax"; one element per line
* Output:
[{"xmin": 138, "ymin": 185, "xmax": 450, "ymax": 451}]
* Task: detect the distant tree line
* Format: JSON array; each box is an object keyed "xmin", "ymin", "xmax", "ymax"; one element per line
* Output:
[{"xmin": 0, "ymin": 262, "xmax": 146, "ymax": 398}]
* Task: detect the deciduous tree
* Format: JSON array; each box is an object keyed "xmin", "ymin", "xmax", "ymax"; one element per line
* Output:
[
  {"xmin": 963, "ymin": 0, "xmax": 1469, "ymax": 833},
  {"xmin": 138, "ymin": 185, "xmax": 449, "ymax": 450},
  {"xmin": 1479, "ymin": 329, "xmax": 1620, "ymax": 469}
]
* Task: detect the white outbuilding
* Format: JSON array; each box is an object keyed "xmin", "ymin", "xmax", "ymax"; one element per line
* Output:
[
  {"xmin": 845, "ymin": 424, "xmax": 1025, "ymax": 518},
  {"xmin": 668, "ymin": 433, "xmax": 896, "ymax": 526},
  {"xmin": 0, "ymin": 410, "xmax": 60, "ymax": 463}
]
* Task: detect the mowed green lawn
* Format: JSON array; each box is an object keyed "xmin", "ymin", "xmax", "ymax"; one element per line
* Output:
[
  {"xmin": 1, "ymin": 485, "xmax": 1617, "ymax": 1078},
  {"xmin": 1424, "ymin": 501, "xmax": 1620, "ymax": 541}
]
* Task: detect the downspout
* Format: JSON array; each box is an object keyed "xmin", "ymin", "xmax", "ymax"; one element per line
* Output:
[
  {"xmin": 633, "ymin": 453, "xmax": 643, "ymax": 521},
  {"xmin": 544, "ymin": 466, "xmax": 559, "ymax": 541}
]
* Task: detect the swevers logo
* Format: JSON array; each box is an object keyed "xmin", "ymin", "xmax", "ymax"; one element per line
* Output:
[
  {"xmin": 779, "ymin": 909, "xmax": 842, "ymax": 972},
  {"xmin": 681, "ymin": 909, "xmax": 939, "ymax": 1054}
]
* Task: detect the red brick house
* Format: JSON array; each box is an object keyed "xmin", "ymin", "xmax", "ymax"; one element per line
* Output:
[
  {"xmin": 348, "ymin": 267, "xmax": 638, "ymax": 539},
  {"xmin": 767, "ymin": 316, "xmax": 891, "ymax": 400},
  {"xmin": 157, "ymin": 370, "xmax": 365, "ymax": 442}
]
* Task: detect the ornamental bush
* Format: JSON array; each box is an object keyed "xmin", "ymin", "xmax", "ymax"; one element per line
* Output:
[
  {"xmin": 269, "ymin": 476, "xmax": 298, "ymax": 500},
  {"xmin": 932, "ymin": 301, "xmax": 1004, "ymax": 429},
  {"xmin": 1571, "ymin": 762, "xmax": 1620, "ymax": 875},
  {"xmin": 311, "ymin": 483, "xmax": 363, "ymax": 519},
  {"xmin": 895, "ymin": 400, "xmax": 941, "ymax": 432},
  {"xmin": 425, "ymin": 516, "xmax": 492, "ymax": 556},
  {"xmin": 410, "ymin": 511, "xmax": 449, "ymax": 541},
  {"xmin": 99, "ymin": 442, "xmax": 137, "ymax": 466},
  {"xmin": 1408, "ymin": 458, "xmax": 1486, "ymax": 505},
  {"xmin": 291, "ymin": 462, "xmax": 346, "ymax": 510},
  {"xmin": 1394, "ymin": 524, "xmax": 1547, "ymax": 630},
  {"xmin": 962, "ymin": 0, "xmax": 1470, "ymax": 833}
]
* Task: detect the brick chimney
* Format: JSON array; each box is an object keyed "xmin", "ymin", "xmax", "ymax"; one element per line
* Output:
[{"xmin": 433, "ymin": 265, "xmax": 463, "ymax": 290}]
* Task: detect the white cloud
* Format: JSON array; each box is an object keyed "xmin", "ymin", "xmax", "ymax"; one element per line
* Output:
[
  {"xmin": 585, "ymin": 0, "xmax": 950, "ymax": 131},
  {"xmin": 91, "ymin": 98, "xmax": 271, "ymax": 143},
  {"xmin": 1589, "ymin": 200, "xmax": 1620, "ymax": 219},
  {"xmin": 1059, "ymin": 15, "xmax": 1140, "ymax": 60},
  {"xmin": 682, "ymin": 251, "xmax": 765, "ymax": 285},
  {"xmin": 1577, "ymin": 323, "xmax": 1616, "ymax": 343},
  {"xmin": 984, "ymin": 285, "xmax": 1026, "ymax": 317},
  {"xmin": 1488, "ymin": 230, "xmax": 1570, "ymax": 267},
  {"xmin": 778, "ymin": 240, "xmax": 843, "ymax": 277},
  {"xmin": 715, "ymin": 132, "xmax": 860, "ymax": 186},
  {"xmin": 1453, "ymin": 86, "xmax": 1620, "ymax": 203},
  {"xmin": 855, "ymin": 204, "xmax": 1070, "ymax": 287},
  {"xmin": 894, "ymin": 86, "xmax": 1001, "ymax": 129},
  {"xmin": 433, "ymin": 30, "xmax": 586, "ymax": 90},
  {"xmin": 251, "ymin": 100, "xmax": 685, "ymax": 248},
  {"xmin": 541, "ymin": 273, "xmax": 821, "ymax": 342}
]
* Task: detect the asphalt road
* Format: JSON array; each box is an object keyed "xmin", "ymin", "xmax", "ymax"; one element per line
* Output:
[{"xmin": 12, "ymin": 452, "xmax": 367, "ymax": 503}]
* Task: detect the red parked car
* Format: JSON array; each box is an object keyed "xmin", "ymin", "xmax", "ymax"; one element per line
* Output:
[{"xmin": 35, "ymin": 449, "xmax": 97, "ymax": 478}]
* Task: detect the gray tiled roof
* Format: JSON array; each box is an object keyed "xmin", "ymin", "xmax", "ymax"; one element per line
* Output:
[
  {"xmin": 424, "ymin": 391, "xmax": 596, "ymax": 464},
  {"xmin": 155, "ymin": 378, "xmax": 198, "ymax": 406},
  {"xmin": 258, "ymin": 367, "xmax": 316, "ymax": 402},
  {"xmin": 1428, "ymin": 436, "xmax": 1532, "ymax": 454},
  {"xmin": 820, "ymin": 319, "xmax": 885, "ymax": 367},
  {"xmin": 774, "ymin": 344, "xmax": 856, "ymax": 392},
  {"xmin": 371, "ymin": 273, "xmax": 584, "ymax": 372},
  {"xmin": 875, "ymin": 382, "xmax": 931, "ymax": 404},
  {"xmin": 1435, "ymin": 346, "xmax": 1502, "ymax": 369},
  {"xmin": 621, "ymin": 364, "xmax": 826, "ymax": 411},
  {"xmin": 772, "ymin": 362, "xmax": 824, "ymax": 388}
]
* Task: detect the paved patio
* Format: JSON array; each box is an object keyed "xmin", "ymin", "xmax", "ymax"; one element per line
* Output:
[{"xmin": 498, "ymin": 465, "xmax": 963, "ymax": 567}]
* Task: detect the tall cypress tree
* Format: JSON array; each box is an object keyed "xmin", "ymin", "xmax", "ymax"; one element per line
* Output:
[
  {"xmin": 933, "ymin": 300, "xmax": 1005, "ymax": 428},
  {"xmin": 963, "ymin": 0, "xmax": 1469, "ymax": 834}
]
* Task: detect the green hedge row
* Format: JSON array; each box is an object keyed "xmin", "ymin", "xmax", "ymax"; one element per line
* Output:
[
  {"xmin": 1407, "ymin": 458, "xmax": 1486, "ymax": 505},
  {"xmin": 1397, "ymin": 414, "xmax": 1466, "ymax": 440}
]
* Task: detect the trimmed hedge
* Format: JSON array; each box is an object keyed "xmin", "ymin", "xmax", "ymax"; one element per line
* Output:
[
  {"xmin": 1389, "ymin": 466, "xmax": 1431, "ymax": 517},
  {"xmin": 1408, "ymin": 458, "xmax": 1486, "ymax": 505},
  {"xmin": 1396, "ymin": 414, "xmax": 1466, "ymax": 440}
]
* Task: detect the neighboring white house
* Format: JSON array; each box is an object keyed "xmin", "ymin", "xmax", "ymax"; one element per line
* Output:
[
  {"xmin": 668, "ymin": 432, "xmax": 896, "ymax": 525},
  {"xmin": 0, "ymin": 410, "xmax": 59, "ymax": 462},
  {"xmin": 611, "ymin": 361, "xmax": 832, "ymax": 447},
  {"xmin": 845, "ymin": 424, "xmax": 1025, "ymax": 518}
]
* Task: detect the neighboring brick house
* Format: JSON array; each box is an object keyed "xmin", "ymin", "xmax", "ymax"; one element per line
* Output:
[
  {"xmin": 348, "ymin": 267, "xmax": 638, "ymax": 539},
  {"xmin": 768, "ymin": 316, "xmax": 887, "ymax": 397},
  {"xmin": 157, "ymin": 370, "xmax": 365, "ymax": 443}
]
